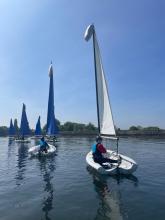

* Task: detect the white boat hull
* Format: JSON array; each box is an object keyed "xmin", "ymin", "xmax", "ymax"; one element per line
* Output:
[
  {"xmin": 86, "ymin": 150, "xmax": 137, "ymax": 175},
  {"xmin": 28, "ymin": 144, "xmax": 56, "ymax": 156}
]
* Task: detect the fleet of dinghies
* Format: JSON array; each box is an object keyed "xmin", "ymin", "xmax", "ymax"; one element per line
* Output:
[
  {"xmin": 84, "ymin": 24, "xmax": 137, "ymax": 175},
  {"xmin": 15, "ymin": 103, "xmax": 31, "ymax": 143},
  {"xmin": 9, "ymin": 62, "xmax": 58, "ymax": 157},
  {"xmin": 7, "ymin": 25, "xmax": 137, "ymax": 175}
]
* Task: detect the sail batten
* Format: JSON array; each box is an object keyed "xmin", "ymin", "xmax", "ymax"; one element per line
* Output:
[
  {"xmin": 85, "ymin": 25, "xmax": 116, "ymax": 136},
  {"xmin": 46, "ymin": 63, "xmax": 58, "ymax": 136}
]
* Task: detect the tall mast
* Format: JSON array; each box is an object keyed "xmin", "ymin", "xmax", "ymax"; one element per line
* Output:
[{"xmin": 92, "ymin": 29, "xmax": 101, "ymax": 134}]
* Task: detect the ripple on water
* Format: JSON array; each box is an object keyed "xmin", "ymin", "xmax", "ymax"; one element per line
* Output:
[{"xmin": 0, "ymin": 137, "xmax": 165, "ymax": 220}]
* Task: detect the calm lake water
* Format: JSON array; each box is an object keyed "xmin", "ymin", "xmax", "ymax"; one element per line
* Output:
[{"xmin": 0, "ymin": 136, "xmax": 165, "ymax": 220}]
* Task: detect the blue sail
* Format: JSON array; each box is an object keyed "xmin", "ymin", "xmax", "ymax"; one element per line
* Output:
[
  {"xmin": 9, "ymin": 119, "xmax": 16, "ymax": 136},
  {"xmin": 20, "ymin": 103, "xmax": 30, "ymax": 136},
  {"xmin": 35, "ymin": 116, "xmax": 42, "ymax": 136},
  {"xmin": 14, "ymin": 119, "xmax": 19, "ymax": 134},
  {"xmin": 46, "ymin": 63, "xmax": 58, "ymax": 136}
]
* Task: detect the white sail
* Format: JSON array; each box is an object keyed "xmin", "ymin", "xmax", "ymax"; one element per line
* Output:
[
  {"xmin": 84, "ymin": 24, "xmax": 94, "ymax": 41},
  {"xmin": 94, "ymin": 35, "xmax": 116, "ymax": 136},
  {"xmin": 85, "ymin": 25, "xmax": 116, "ymax": 136}
]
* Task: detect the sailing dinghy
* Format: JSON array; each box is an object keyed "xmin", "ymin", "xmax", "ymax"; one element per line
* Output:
[
  {"xmin": 28, "ymin": 143, "xmax": 56, "ymax": 157},
  {"xmin": 15, "ymin": 103, "xmax": 31, "ymax": 143},
  {"xmin": 46, "ymin": 62, "xmax": 59, "ymax": 143},
  {"xmin": 28, "ymin": 63, "xmax": 56, "ymax": 156},
  {"xmin": 84, "ymin": 25, "xmax": 137, "ymax": 175}
]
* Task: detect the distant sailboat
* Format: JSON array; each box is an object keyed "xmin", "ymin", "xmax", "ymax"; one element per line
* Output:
[
  {"xmin": 28, "ymin": 63, "xmax": 57, "ymax": 156},
  {"xmin": 85, "ymin": 25, "xmax": 137, "ymax": 175},
  {"xmin": 15, "ymin": 103, "xmax": 31, "ymax": 143},
  {"xmin": 8, "ymin": 119, "xmax": 16, "ymax": 139},
  {"xmin": 34, "ymin": 116, "xmax": 42, "ymax": 137},
  {"xmin": 46, "ymin": 62, "xmax": 58, "ymax": 141}
]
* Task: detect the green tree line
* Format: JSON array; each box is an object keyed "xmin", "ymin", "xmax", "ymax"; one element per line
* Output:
[
  {"xmin": 128, "ymin": 126, "xmax": 161, "ymax": 131},
  {"xmin": 43, "ymin": 120, "xmax": 97, "ymax": 134},
  {"xmin": 1, "ymin": 119, "xmax": 164, "ymax": 136},
  {"xmin": 0, "ymin": 119, "xmax": 98, "ymax": 136}
]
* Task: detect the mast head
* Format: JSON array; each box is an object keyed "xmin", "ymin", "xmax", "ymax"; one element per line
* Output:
[
  {"xmin": 84, "ymin": 24, "xmax": 95, "ymax": 41},
  {"xmin": 48, "ymin": 62, "xmax": 53, "ymax": 77},
  {"xmin": 23, "ymin": 103, "xmax": 26, "ymax": 110}
]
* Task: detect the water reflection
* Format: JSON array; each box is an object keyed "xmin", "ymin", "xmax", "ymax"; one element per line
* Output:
[
  {"xmin": 87, "ymin": 167, "xmax": 139, "ymax": 220},
  {"xmin": 114, "ymin": 174, "xmax": 139, "ymax": 187},
  {"xmin": 8, "ymin": 138, "xmax": 15, "ymax": 146},
  {"xmin": 8, "ymin": 139, "xmax": 15, "ymax": 159},
  {"xmin": 15, "ymin": 143, "xmax": 28, "ymax": 186},
  {"xmin": 39, "ymin": 156, "xmax": 56, "ymax": 220},
  {"xmin": 94, "ymin": 177, "xmax": 123, "ymax": 219}
]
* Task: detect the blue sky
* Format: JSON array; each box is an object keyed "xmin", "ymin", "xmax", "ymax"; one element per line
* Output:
[{"xmin": 0, "ymin": 0, "xmax": 164, "ymax": 129}]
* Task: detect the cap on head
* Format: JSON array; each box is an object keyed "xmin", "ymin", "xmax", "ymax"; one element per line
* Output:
[{"xmin": 96, "ymin": 135, "xmax": 102, "ymax": 143}]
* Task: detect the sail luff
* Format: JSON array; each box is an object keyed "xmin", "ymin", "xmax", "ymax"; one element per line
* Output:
[{"xmin": 46, "ymin": 63, "xmax": 58, "ymax": 136}]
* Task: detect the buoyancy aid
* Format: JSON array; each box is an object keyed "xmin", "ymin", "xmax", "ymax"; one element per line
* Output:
[{"xmin": 92, "ymin": 143, "xmax": 102, "ymax": 158}]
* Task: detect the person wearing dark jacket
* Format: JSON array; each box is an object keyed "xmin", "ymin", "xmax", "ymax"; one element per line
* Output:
[
  {"xmin": 92, "ymin": 136, "xmax": 118, "ymax": 165},
  {"xmin": 39, "ymin": 137, "xmax": 49, "ymax": 153}
]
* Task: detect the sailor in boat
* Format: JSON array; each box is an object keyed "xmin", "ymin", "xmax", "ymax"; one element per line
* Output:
[
  {"xmin": 92, "ymin": 136, "xmax": 118, "ymax": 166},
  {"xmin": 39, "ymin": 137, "xmax": 49, "ymax": 153}
]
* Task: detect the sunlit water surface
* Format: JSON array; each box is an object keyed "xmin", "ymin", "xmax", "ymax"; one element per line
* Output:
[{"xmin": 0, "ymin": 136, "xmax": 165, "ymax": 220}]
